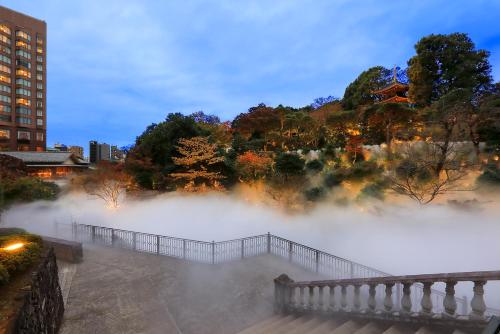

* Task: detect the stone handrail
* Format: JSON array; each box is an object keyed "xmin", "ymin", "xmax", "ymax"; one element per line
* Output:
[{"xmin": 274, "ymin": 271, "xmax": 500, "ymax": 324}]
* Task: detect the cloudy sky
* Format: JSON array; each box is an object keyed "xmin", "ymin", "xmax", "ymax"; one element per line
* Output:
[{"xmin": 4, "ymin": 0, "xmax": 500, "ymax": 153}]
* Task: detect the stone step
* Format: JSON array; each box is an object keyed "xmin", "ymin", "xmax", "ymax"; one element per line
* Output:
[
  {"xmin": 287, "ymin": 316, "xmax": 325, "ymax": 334},
  {"xmin": 331, "ymin": 320, "xmax": 366, "ymax": 334},
  {"xmin": 354, "ymin": 322, "xmax": 391, "ymax": 334},
  {"xmin": 382, "ymin": 324, "xmax": 417, "ymax": 334},
  {"xmin": 308, "ymin": 319, "xmax": 345, "ymax": 334},
  {"xmin": 236, "ymin": 315, "xmax": 282, "ymax": 334},
  {"xmin": 271, "ymin": 315, "xmax": 314, "ymax": 334}
]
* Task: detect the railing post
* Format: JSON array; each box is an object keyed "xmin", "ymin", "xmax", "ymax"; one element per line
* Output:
[
  {"xmin": 267, "ymin": 232, "xmax": 271, "ymax": 254},
  {"xmin": 241, "ymin": 239, "xmax": 244, "ymax": 259},
  {"xmin": 300, "ymin": 286, "xmax": 306, "ymax": 310},
  {"xmin": 183, "ymin": 239, "xmax": 187, "ymax": 259},
  {"xmin": 443, "ymin": 281, "xmax": 457, "ymax": 317},
  {"xmin": 318, "ymin": 286, "xmax": 324, "ymax": 311},
  {"xmin": 470, "ymin": 281, "xmax": 487, "ymax": 320},
  {"xmin": 132, "ymin": 232, "xmax": 136, "ymax": 251},
  {"xmin": 156, "ymin": 235, "xmax": 160, "ymax": 255},
  {"xmin": 328, "ymin": 285, "xmax": 336, "ymax": 311},
  {"xmin": 308, "ymin": 286, "xmax": 315, "ymax": 310},
  {"xmin": 315, "ymin": 250, "xmax": 319, "ymax": 273},
  {"xmin": 368, "ymin": 284, "xmax": 377, "ymax": 312},
  {"xmin": 395, "ymin": 283, "xmax": 402, "ymax": 310},
  {"xmin": 92, "ymin": 226, "xmax": 96, "ymax": 243},
  {"xmin": 211, "ymin": 241, "xmax": 215, "ymax": 264},
  {"xmin": 420, "ymin": 282, "xmax": 433, "ymax": 316},
  {"xmin": 274, "ymin": 274, "xmax": 294, "ymax": 314},
  {"xmin": 384, "ymin": 283, "xmax": 394, "ymax": 313},
  {"xmin": 288, "ymin": 241, "xmax": 293, "ymax": 262},
  {"xmin": 353, "ymin": 284, "xmax": 361, "ymax": 311},
  {"xmin": 350, "ymin": 262, "xmax": 354, "ymax": 278},
  {"xmin": 340, "ymin": 285, "xmax": 348, "ymax": 311},
  {"xmin": 401, "ymin": 282, "xmax": 412, "ymax": 314},
  {"xmin": 462, "ymin": 295, "xmax": 468, "ymax": 315},
  {"xmin": 111, "ymin": 228, "xmax": 115, "ymax": 247}
]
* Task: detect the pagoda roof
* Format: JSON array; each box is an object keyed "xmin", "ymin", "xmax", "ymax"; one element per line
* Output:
[
  {"xmin": 377, "ymin": 95, "xmax": 409, "ymax": 104},
  {"xmin": 372, "ymin": 81, "xmax": 409, "ymax": 95}
]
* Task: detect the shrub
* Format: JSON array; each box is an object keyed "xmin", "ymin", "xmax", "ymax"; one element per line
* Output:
[
  {"xmin": 349, "ymin": 160, "xmax": 382, "ymax": 179},
  {"xmin": 358, "ymin": 179, "xmax": 388, "ymax": 200},
  {"xmin": 304, "ymin": 187, "xmax": 326, "ymax": 202},
  {"xmin": 274, "ymin": 153, "xmax": 305, "ymax": 179},
  {"xmin": 305, "ymin": 159, "xmax": 324, "ymax": 174},
  {"xmin": 2, "ymin": 177, "xmax": 60, "ymax": 206},
  {"xmin": 478, "ymin": 163, "xmax": 500, "ymax": 184},
  {"xmin": 323, "ymin": 172, "xmax": 343, "ymax": 188}
]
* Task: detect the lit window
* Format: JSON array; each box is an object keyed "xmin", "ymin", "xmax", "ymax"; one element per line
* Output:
[
  {"xmin": 36, "ymin": 109, "xmax": 43, "ymax": 117},
  {"xmin": 16, "ymin": 68, "xmax": 31, "ymax": 78},
  {"xmin": 0, "ymin": 45, "xmax": 10, "ymax": 54},
  {"xmin": 36, "ymin": 132, "xmax": 44, "ymax": 141},
  {"xmin": 0, "ymin": 95, "xmax": 11, "ymax": 103},
  {"xmin": 0, "ymin": 84, "xmax": 10, "ymax": 93},
  {"xmin": 37, "ymin": 46, "xmax": 43, "ymax": 54},
  {"xmin": 15, "ymin": 50, "xmax": 30, "ymax": 59},
  {"xmin": 0, "ymin": 64, "xmax": 11, "ymax": 74},
  {"xmin": 16, "ymin": 78, "xmax": 31, "ymax": 87},
  {"xmin": 0, "ymin": 129, "xmax": 10, "ymax": 138},
  {"xmin": 15, "ymin": 31, "xmax": 31, "ymax": 42},
  {"xmin": 0, "ymin": 54, "xmax": 10, "ymax": 64},
  {"xmin": 16, "ymin": 106, "xmax": 31, "ymax": 115},
  {"xmin": 16, "ymin": 116, "xmax": 32, "ymax": 125},
  {"xmin": 0, "ymin": 25, "xmax": 11, "ymax": 35},
  {"xmin": 16, "ymin": 98, "xmax": 30, "ymax": 106},
  {"xmin": 36, "ymin": 36, "xmax": 44, "ymax": 45},
  {"xmin": 17, "ymin": 130, "xmax": 31, "ymax": 140},
  {"xmin": 15, "ymin": 40, "xmax": 31, "ymax": 50},
  {"xmin": 36, "ymin": 118, "xmax": 43, "ymax": 126},
  {"xmin": 0, "ymin": 105, "xmax": 11, "ymax": 113},
  {"xmin": 0, "ymin": 35, "xmax": 10, "ymax": 45},
  {"xmin": 0, "ymin": 75, "xmax": 11, "ymax": 84}
]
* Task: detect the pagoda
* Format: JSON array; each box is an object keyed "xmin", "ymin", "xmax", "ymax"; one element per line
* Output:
[{"xmin": 372, "ymin": 67, "xmax": 409, "ymax": 104}]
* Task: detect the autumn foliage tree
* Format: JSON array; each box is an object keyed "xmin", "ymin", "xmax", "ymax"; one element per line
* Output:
[
  {"xmin": 171, "ymin": 137, "xmax": 225, "ymax": 191},
  {"xmin": 235, "ymin": 151, "xmax": 273, "ymax": 182}
]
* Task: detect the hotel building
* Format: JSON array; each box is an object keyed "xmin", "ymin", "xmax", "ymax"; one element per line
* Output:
[{"xmin": 0, "ymin": 6, "xmax": 46, "ymax": 151}]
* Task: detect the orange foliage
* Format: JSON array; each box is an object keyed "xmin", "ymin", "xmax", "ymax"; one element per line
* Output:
[{"xmin": 235, "ymin": 151, "xmax": 273, "ymax": 181}]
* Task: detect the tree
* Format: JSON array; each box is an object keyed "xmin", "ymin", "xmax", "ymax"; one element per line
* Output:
[
  {"xmin": 342, "ymin": 66, "xmax": 392, "ymax": 110},
  {"xmin": 232, "ymin": 104, "xmax": 280, "ymax": 150},
  {"xmin": 235, "ymin": 151, "xmax": 273, "ymax": 182},
  {"xmin": 326, "ymin": 109, "xmax": 358, "ymax": 148},
  {"xmin": 274, "ymin": 153, "xmax": 305, "ymax": 181},
  {"xmin": 81, "ymin": 162, "xmax": 131, "ymax": 209},
  {"xmin": 311, "ymin": 96, "xmax": 339, "ymax": 109},
  {"xmin": 170, "ymin": 137, "xmax": 225, "ymax": 190},
  {"xmin": 408, "ymin": 33, "xmax": 493, "ymax": 106}
]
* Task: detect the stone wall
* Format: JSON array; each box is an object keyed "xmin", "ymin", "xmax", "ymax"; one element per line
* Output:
[{"xmin": 7, "ymin": 248, "xmax": 64, "ymax": 334}]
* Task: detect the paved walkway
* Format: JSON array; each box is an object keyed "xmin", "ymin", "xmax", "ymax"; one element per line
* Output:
[{"xmin": 60, "ymin": 245, "xmax": 321, "ymax": 334}]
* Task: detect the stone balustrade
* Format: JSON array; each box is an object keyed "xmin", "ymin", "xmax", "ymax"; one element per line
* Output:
[{"xmin": 274, "ymin": 271, "xmax": 500, "ymax": 325}]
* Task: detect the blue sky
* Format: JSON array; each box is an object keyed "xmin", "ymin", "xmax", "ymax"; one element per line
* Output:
[{"xmin": 3, "ymin": 0, "xmax": 500, "ymax": 154}]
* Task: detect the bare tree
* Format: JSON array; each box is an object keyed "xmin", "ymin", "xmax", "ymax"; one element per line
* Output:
[
  {"xmin": 388, "ymin": 142, "xmax": 473, "ymax": 204},
  {"xmin": 82, "ymin": 162, "xmax": 131, "ymax": 209}
]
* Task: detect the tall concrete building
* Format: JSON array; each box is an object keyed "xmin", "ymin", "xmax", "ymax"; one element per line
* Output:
[
  {"xmin": 0, "ymin": 6, "xmax": 47, "ymax": 151},
  {"xmin": 89, "ymin": 140, "xmax": 110, "ymax": 163}
]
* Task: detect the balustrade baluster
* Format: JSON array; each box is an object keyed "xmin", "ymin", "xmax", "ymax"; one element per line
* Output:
[
  {"xmin": 384, "ymin": 283, "xmax": 394, "ymax": 313},
  {"xmin": 420, "ymin": 282, "xmax": 433, "ymax": 316},
  {"xmin": 353, "ymin": 285, "xmax": 361, "ymax": 311},
  {"xmin": 470, "ymin": 281, "xmax": 487, "ymax": 320},
  {"xmin": 328, "ymin": 285, "xmax": 336, "ymax": 311},
  {"xmin": 401, "ymin": 282, "xmax": 412, "ymax": 314},
  {"xmin": 368, "ymin": 284, "xmax": 377, "ymax": 312},
  {"xmin": 318, "ymin": 286, "xmax": 324, "ymax": 311},
  {"xmin": 289, "ymin": 286, "xmax": 296, "ymax": 310},
  {"xmin": 443, "ymin": 281, "xmax": 457, "ymax": 317},
  {"xmin": 308, "ymin": 286, "xmax": 315, "ymax": 310},
  {"xmin": 300, "ymin": 286, "xmax": 306, "ymax": 310},
  {"xmin": 340, "ymin": 285, "xmax": 348, "ymax": 311}
]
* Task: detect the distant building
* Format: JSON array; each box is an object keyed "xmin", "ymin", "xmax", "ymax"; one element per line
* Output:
[
  {"xmin": 68, "ymin": 145, "xmax": 84, "ymax": 159},
  {"xmin": 0, "ymin": 151, "xmax": 89, "ymax": 178},
  {"xmin": 111, "ymin": 145, "xmax": 125, "ymax": 161},
  {"xmin": 53, "ymin": 143, "xmax": 68, "ymax": 152},
  {"xmin": 89, "ymin": 140, "xmax": 110, "ymax": 163}
]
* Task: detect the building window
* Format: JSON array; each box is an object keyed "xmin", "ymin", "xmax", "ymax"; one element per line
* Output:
[
  {"xmin": 16, "ymin": 78, "xmax": 31, "ymax": 87},
  {"xmin": 15, "ymin": 40, "xmax": 31, "ymax": 50},
  {"xmin": 17, "ymin": 130, "xmax": 31, "ymax": 140},
  {"xmin": 36, "ymin": 36, "xmax": 44, "ymax": 45},
  {"xmin": 15, "ymin": 31, "xmax": 31, "ymax": 42},
  {"xmin": 0, "ymin": 114, "xmax": 10, "ymax": 122},
  {"xmin": 16, "ymin": 106, "xmax": 31, "ymax": 115},
  {"xmin": 16, "ymin": 116, "xmax": 32, "ymax": 125},
  {"xmin": 36, "ymin": 55, "xmax": 43, "ymax": 63},
  {"xmin": 36, "ymin": 73, "xmax": 42, "ymax": 81},
  {"xmin": 0, "ymin": 129, "xmax": 10, "ymax": 139},
  {"xmin": 0, "ymin": 95, "xmax": 11, "ymax": 103},
  {"xmin": 15, "ymin": 49, "xmax": 31, "ymax": 59},
  {"xmin": 0, "ymin": 54, "xmax": 11, "ymax": 64},
  {"xmin": 36, "ymin": 82, "xmax": 42, "ymax": 90},
  {"xmin": 0, "ymin": 25, "xmax": 11, "ymax": 35},
  {"xmin": 36, "ymin": 118, "xmax": 43, "ymax": 126},
  {"xmin": 36, "ymin": 101, "xmax": 43, "ymax": 108},
  {"xmin": 0, "ymin": 75, "xmax": 10, "ymax": 84},
  {"xmin": 16, "ymin": 98, "xmax": 30, "ymax": 106},
  {"xmin": 36, "ymin": 91, "xmax": 43, "ymax": 98},
  {"xmin": 0, "ymin": 45, "xmax": 10, "ymax": 54},
  {"xmin": 36, "ymin": 64, "xmax": 42, "ymax": 72},
  {"xmin": 0, "ymin": 105, "xmax": 11, "ymax": 113},
  {"xmin": 0, "ymin": 35, "xmax": 10, "ymax": 45},
  {"xmin": 16, "ymin": 68, "xmax": 31, "ymax": 78},
  {"xmin": 37, "ymin": 46, "xmax": 43, "ymax": 54},
  {"xmin": 16, "ymin": 59, "xmax": 31, "ymax": 69},
  {"xmin": 0, "ymin": 84, "xmax": 11, "ymax": 93},
  {"xmin": 0, "ymin": 64, "xmax": 11, "ymax": 74},
  {"xmin": 36, "ymin": 132, "xmax": 44, "ymax": 141},
  {"xmin": 16, "ymin": 88, "xmax": 31, "ymax": 97},
  {"xmin": 36, "ymin": 109, "xmax": 43, "ymax": 117}
]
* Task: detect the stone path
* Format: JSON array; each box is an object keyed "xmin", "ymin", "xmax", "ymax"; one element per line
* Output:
[{"xmin": 59, "ymin": 245, "xmax": 321, "ymax": 334}]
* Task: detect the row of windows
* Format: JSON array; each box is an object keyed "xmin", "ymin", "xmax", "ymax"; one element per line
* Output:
[
  {"xmin": 0, "ymin": 25, "xmax": 10, "ymax": 35},
  {"xmin": 16, "ymin": 78, "xmax": 31, "ymax": 88},
  {"xmin": 16, "ymin": 49, "xmax": 30, "ymax": 59},
  {"xmin": 0, "ymin": 115, "xmax": 9, "ymax": 123},
  {"xmin": 16, "ymin": 98, "xmax": 30, "ymax": 106},
  {"xmin": 0, "ymin": 84, "xmax": 11, "ymax": 94},
  {"xmin": 0, "ymin": 95, "xmax": 11, "ymax": 103},
  {"xmin": 16, "ymin": 106, "xmax": 31, "ymax": 115},
  {"xmin": 16, "ymin": 59, "xmax": 31, "ymax": 69},
  {"xmin": 0, "ymin": 64, "xmax": 11, "ymax": 74},
  {"xmin": 37, "ymin": 109, "xmax": 43, "ymax": 117},
  {"xmin": 16, "ymin": 40, "xmax": 30, "ymax": 50},
  {"xmin": 0, "ymin": 54, "xmax": 10, "ymax": 64},
  {"xmin": 0, "ymin": 105, "xmax": 11, "ymax": 113},
  {"xmin": 1, "ymin": 45, "xmax": 10, "ymax": 55},
  {"xmin": 0, "ymin": 35, "xmax": 10, "ymax": 45},
  {"xmin": 36, "ymin": 82, "xmax": 42, "ymax": 90},
  {"xmin": 0, "ymin": 75, "xmax": 10, "ymax": 84},
  {"xmin": 0, "ymin": 128, "xmax": 44, "ymax": 140},
  {"xmin": 16, "ymin": 31, "xmax": 31, "ymax": 42},
  {"xmin": 16, "ymin": 68, "xmax": 30, "ymax": 78},
  {"xmin": 37, "ymin": 73, "xmax": 42, "ymax": 81},
  {"xmin": 16, "ymin": 88, "xmax": 31, "ymax": 97},
  {"xmin": 17, "ymin": 116, "xmax": 32, "ymax": 125}
]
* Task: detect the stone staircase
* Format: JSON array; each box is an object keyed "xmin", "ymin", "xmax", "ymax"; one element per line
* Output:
[{"xmin": 237, "ymin": 315, "xmax": 473, "ymax": 334}]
